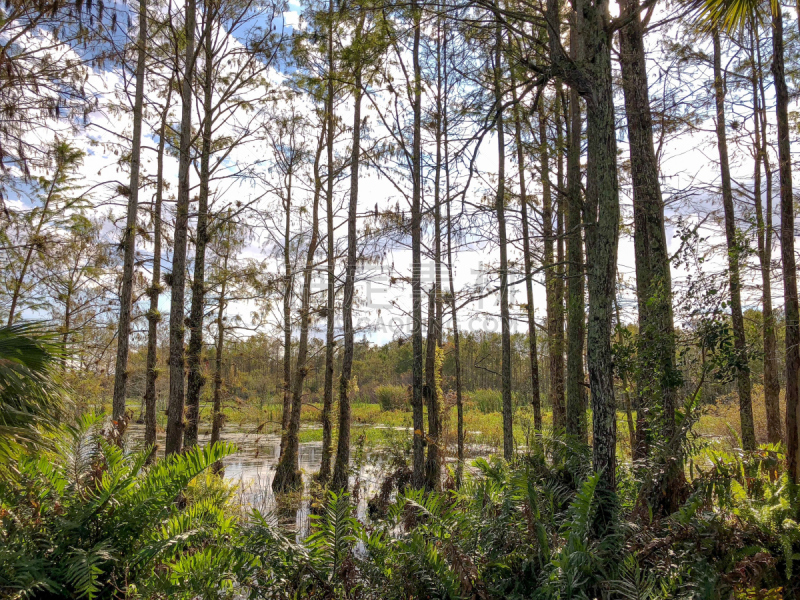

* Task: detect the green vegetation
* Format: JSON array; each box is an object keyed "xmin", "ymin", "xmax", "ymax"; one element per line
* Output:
[
  {"xmin": 0, "ymin": 0, "xmax": 796, "ymax": 592},
  {"xmin": 4, "ymin": 415, "xmax": 798, "ymax": 598}
]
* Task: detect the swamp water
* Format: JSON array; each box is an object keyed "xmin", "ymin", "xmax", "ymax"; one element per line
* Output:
[
  {"xmin": 126, "ymin": 423, "xmax": 494, "ymax": 538},
  {"xmin": 126, "ymin": 423, "xmax": 397, "ymax": 537}
]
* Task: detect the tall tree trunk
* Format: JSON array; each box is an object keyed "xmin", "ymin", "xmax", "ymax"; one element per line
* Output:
[
  {"xmin": 332, "ymin": 55, "xmax": 364, "ymax": 492},
  {"xmin": 565, "ymin": 20, "xmax": 585, "ymax": 440},
  {"xmin": 546, "ymin": 0, "xmax": 620, "ymax": 528},
  {"xmin": 515, "ymin": 78, "xmax": 542, "ymax": 430},
  {"xmin": 712, "ymin": 29, "xmax": 755, "ymax": 451},
  {"xmin": 425, "ymin": 11, "xmax": 445, "ymax": 491},
  {"xmin": 446, "ymin": 172, "xmax": 464, "ymax": 482},
  {"xmin": 443, "ymin": 39, "xmax": 463, "ymax": 481},
  {"xmin": 273, "ymin": 125, "xmax": 324, "ymax": 494},
  {"xmin": 424, "ymin": 288, "xmax": 441, "ymax": 489},
  {"xmin": 279, "ymin": 166, "xmax": 293, "ymax": 458},
  {"xmin": 144, "ymin": 80, "xmax": 173, "ymax": 454},
  {"xmin": 184, "ymin": 4, "xmax": 215, "ymax": 448},
  {"xmin": 411, "ymin": 0, "xmax": 426, "ymax": 487},
  {"xmin": 581, "ymin": 11, "xmax": 620, "ymax": 533},
  {"xmin": 770, "ymin": 7, "xmax": 800, "ymax": 479},
  {"xmin": 553, "ymin": 81, "xmax": 566, "ymax": 430},
  {"xmin": 112, "ymin": 0, "xmax": 147, "ymax": 420},
  {"xmin": 494, "ymin": 17, "xmax": 513, "ymax": 460},
  {"xmin": 618, "ymin": 0, "xmax": 683, "ymax": 508},
  {"xmin": 210, "ymin": 228, "xmax": 230, "ymax": 474},
  {"xmin": 753, "ymin": 28, "xmax": 781, "ymax": 444},
  {"xmin": 165, "ymin": 0, "xmax": 197, "ymax": 456},
  {"xmin": 319, "ymin": 0, "xmax": 336, "ymax": 484}
]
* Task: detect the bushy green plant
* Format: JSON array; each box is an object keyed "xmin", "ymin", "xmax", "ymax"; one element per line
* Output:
[
  {"xmin": 375, "ymin": 385, "xmax": 408, "ymax": 411},
  {"xmin": 0, "ymin": 414, "xmax": 239, "ymax": 599},
  {"xmin": 0, "ymin": 322, "xmax": 66, "ymax": 460}
]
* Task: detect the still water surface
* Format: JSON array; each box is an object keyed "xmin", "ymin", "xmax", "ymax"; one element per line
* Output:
[{"xmin": 126, "ymin": 423, "xmax": 389, "ymax": 536}]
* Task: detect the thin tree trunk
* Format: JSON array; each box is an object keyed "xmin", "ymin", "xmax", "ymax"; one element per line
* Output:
[
  {"xmin": 753, "ymin": 26, "xmax": 781, "ymax": 444},
  {"xmin": 565, "ymin": 19, "xmax": 586, "ymax": 440},
  {"xmin": 8, "ymin": 168, "xmax": 61, "ymax": 325},
  {"xmin": 494, "ymin": 17, "xmax": 513, "ymax": 460},
  {"xmin": 425, "ymin": 5, "xmax": 444, "ymax": 492},
  {"xmin": 331, "ymin": 52, "xmax": 364, "ymax": 492},
  {"xmin": 553, "ymin": 81, "xmax": 566, "ymax": 431},
  {"xmin": 411, "ymin": 0, "xmax": 426, "ymax": 487},
  {"xmin": 712, "ymin": 29, "xmax": 755, "ymax": 451},
  {"xmin": 446, "ymin": 186, "xmax": 464, "ymax": 481},
  {"xmin": 424, "ymin": 288, "xmax": 441, "ymax": 489},
  {"xmin": 165, "ymin": 0, "xmax": 196, "ymax": 456},
  {"xmin": 443, "ymin": 45, "xmax": 463, "ymax": 482},
  {"xmin": 112, "ymin": 0, "xmax": 147, "ymax": 420},
  {"xmin": 515, "ymin": 77, "xmax": 542, "ymax": 430},
  {"xmin": 319, "ymin": 0, "xmax": 336, "ymax": 484},
  {"xmin": 144, "ymin": 82, "xmax": 171, "ymax": 456},
  {"xmin": 770, "ymin": 7, "xmax": 800, "ymax": 479},
  {"xmin": 273, "ymin": 125, "xmax": 324, "ymax": 494},
  {"xmin": 210, "ymin": 231, "xmax": 230, "ymax": 474},
  {"xmin": 279, "ymin": 166, "xmax": 293, "ymax": 458},
  {"xmin": 184, "ymin": 4, "xmax": 214, "ymax": 448}
]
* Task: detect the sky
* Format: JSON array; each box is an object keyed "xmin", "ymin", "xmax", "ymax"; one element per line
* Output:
[{"xmin": 5, "ymin": 0, "xmax": 788, "ymax": 348}]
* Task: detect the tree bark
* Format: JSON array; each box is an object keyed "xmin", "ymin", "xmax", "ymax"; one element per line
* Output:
[
  {"xmin": 273, "ymin": 122, "xmax": 324, "ymax": 494},
  {"xmin": 184, "ymin": 3, "xmax": 215, "ymax": 449},
  {"xmin": 443, "ymin": 44, "xmax": 463, "ymax": 481},
  {"xmin": 618, "ymin": 0, "xmax": 683, "ymax": 510},
  {"xmin": 446, "ymin": 176, "xmax": 464, "ymax": 482},
  {"xmin": 411, "ymin": 0, "xmax": 426, "ymax": 487},
  {"xmin": 279, "ymin": 161, "xmax": 293, "ymax": 459},
  {"xmin": 515, "ymin": 79, "xmax": 542, "ymax": 430},
  {"xmin": 424, "ymin": 288, "xmax": 441, "ymax": 489},
  {"xmin": 581, "ymin": 16, "xmax": 619, "ymax": 533},
  {"xmin": 210, "ymin": 225, "xmax": 230, "ymax": 474},
  {"xmin": 770, "ymin": 7, "xmax": 800, "ymax": 479},
  {"xmin": 565, "ymin": 20, "xmax": 586, "ymax": 440},
  {"xmin": 112, "ymin": 0, "xmax": 147, "ymax": 420},
  {"xmin": 712, "ymin": 29, "xmax": 755, "ymax": 451},
  {"xmin": 319, "ymin": 0, "xmax": 336, "ymax": 484},
  {"xmin": 553, "ymin": 81, "xmax": 566, "ymax": 431},
  {"xmin": 144, "ymin": 79, "xmax": 173, "ymax": 455},
  {"xmin": 494, "ymin": 17, "xmax": 513, "ymax": 460},
  {"xmin": 331, "ymin": 51, "xmax": 364, "ymax": 492},
  {"xmin": 545, "ymin": 0, "xmax": 620, "ymax": 529},
  {"xmin": 165, "ymin": 0, "xmax": 197, "ymax": 456},
  {"xmin": 424, "ymin": 8, "xmax": 445, "ymax": 491},
  {"xmin": 753, "ymin": 28, "xmax": 781, "ymax": 444}
]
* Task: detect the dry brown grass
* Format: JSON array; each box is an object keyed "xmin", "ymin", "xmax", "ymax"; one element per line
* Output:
[{"xmin": 696, "ymin": 384, "xmax": 785, "ymax": 450}]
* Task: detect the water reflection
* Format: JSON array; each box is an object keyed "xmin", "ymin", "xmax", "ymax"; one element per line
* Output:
[{"xmin": 125, "ymin": 424, "xmax": 386, "ymax": 538}]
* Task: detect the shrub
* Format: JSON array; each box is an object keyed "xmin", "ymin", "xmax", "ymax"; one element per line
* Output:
[
  {"xmin": 0, "ymin": 414, "xmax": 238, "ymax": 598},
  {"xmin": 376, "ymin": 385, "xmax": 408, "ymax": 411}
]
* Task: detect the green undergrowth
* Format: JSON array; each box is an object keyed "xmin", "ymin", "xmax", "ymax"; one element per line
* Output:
[{"xmin": 3, "ymin": 415, "xmax": 798, "ymax": 599}]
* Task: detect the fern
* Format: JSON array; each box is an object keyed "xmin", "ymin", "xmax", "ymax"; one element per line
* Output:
[
  {"xmin": 63, "ymin": 542, "xmax": 113, "ymax": 600},
  {"xmin": 306, "ymin": 490, "xmax": 360, "ymax": 581},
  {"xmin": 0, "ymin": 416, "xmax": 238, "ymax": 599}
]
